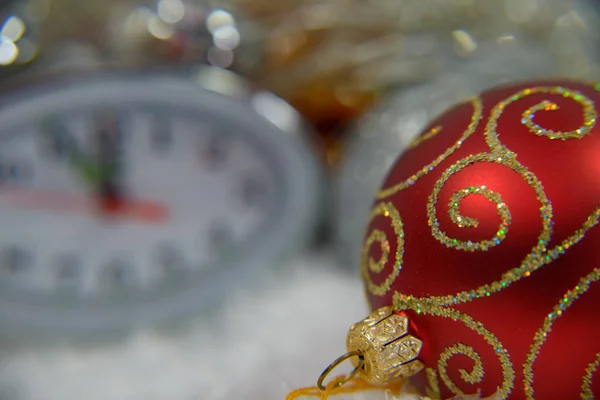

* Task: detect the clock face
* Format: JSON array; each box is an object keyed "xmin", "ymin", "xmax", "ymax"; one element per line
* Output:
[
  {"xmin": 0, "ymin": 73, "xmax": 321, "ymax": 333},
  {"xmin": 0, "ymin": 109, "xmax": 277, "ymax": 294}
]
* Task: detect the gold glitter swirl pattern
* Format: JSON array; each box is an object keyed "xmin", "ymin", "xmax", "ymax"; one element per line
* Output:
[
  {"xmin": 365, "ymin": 229, "xmax": 389, "ymax": 274},
  {"xmin": 362, "ymin": 202, "xmax": 404, "ymax": 296},
  {"xmin": 408, "ymin": 125, "xmax": 443, "ymax": 150},
  {"xmin": 438, "ymin": 344, "xmax": 485, "ymax": 395},
  {"xmin": 400, "ymin": 299, "xmax": 515, "ymax": 398},
  {"xmin": 393, "ymin": 151, "xmax": 553, "ymax": 309},
  {"xmin": 429, "ymin": 185, "xmax": 511, "ymax": 252},
  {"xmin": 582, "ymin": 352, "xmax": 600, "ymax": 399},
  {"xmin": 523, "ymin": 268, "xmax": 600, "ymax": 399},
  {"xmin": 485, "ymin": 86, "xmax": 597, "ymax": 150},
  {"xmin": 391, "ymin": 85, "xmax": 600, "ymax": 307},
  {"xmin": 544, "ymin": 207, "xmax": 600, "ymax": 266},
  {"xmin": 377, "ymin": 98, "xmax": 483, "ymax": 199},
  {"xmin": 426, "ymin": 367, "xmax": 442, "ymax": 399},
  {"xmin": 523, "ymin": 99, "xmax": 594, "ymax": 140}
]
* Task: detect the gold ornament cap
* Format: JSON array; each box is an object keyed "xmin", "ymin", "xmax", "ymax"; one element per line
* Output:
[{"xmin": 318, "ymin": 306, "xmax": 424, "ymax": 390}]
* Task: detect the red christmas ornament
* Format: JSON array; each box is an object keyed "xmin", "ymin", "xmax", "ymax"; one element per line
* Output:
[{"xmin": 361, "ymin": 80, "xmax": 600, "ymax": 399}]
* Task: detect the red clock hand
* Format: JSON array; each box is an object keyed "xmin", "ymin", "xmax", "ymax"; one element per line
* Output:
[{"xmin": 0, "ymin": 187, "xmax": 168, "ymax": 224}]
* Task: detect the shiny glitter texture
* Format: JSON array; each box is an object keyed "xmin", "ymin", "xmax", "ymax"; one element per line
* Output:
[
  {"xmin": 582, "ymin": 353, "xmax": 600, "ymax": 399},
  {"xmin": 400, "ymin": 302, "xmax": 514, "ymax": 398},
  {"xmin": 431, "ymin": 184, "xmax": 511, "ymax": 252},
  {"xmin": 409, "ymin": 125, "xmax": 443, "ymax": 150},
  {"xmin": 376, "ymin": 98, "xmax": 483, "ymax": 198},
  {"xmin": 361, "ymin": 80, "xmax": 600, "ymax": 398},
  {"xmin": 426, "ymin": 367, "xmax": 442, "ymax": 399},
  {"xmin": 439, "ymin": 344, "xmax": 484, "ymax": 391},
  {"xmin": 522, "ymin": 98, "xmax": 595, "ymax": 140},
  {"xmin": 362, "ymin": 202, "xmax": 404, "ymax": 296},
  {"xmin": 364, "ymin": 230, "xmax": 389, "ymax": 274},
  {"xmin": 523, "ymin": 268, "xmax": 600, "ymax": 399}
]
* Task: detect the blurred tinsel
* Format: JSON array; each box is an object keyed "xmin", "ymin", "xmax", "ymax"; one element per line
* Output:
[
  {"xmin": 0, "ymin": 0, "xmax": 265, "ymax": 75},
  {"xmin": 235, "ymin": 0, "xmax": 600, "ymax": 165}
]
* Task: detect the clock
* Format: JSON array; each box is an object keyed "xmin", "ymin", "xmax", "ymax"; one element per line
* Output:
[{"xmin": 0, "ymin": 67, "xmax": 323, "ymax": 335}]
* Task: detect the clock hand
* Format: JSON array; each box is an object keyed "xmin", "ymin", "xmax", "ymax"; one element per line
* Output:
[
  {"xmin": 70, "ymin": 154, "xmax": 125, "ymax": 217},
  {"xmin": 32, "ymin": 114, "xmax": 169, "ymax": 222},
  {"xmin": 0, "ymin": 187, "xmax": 168, "ymax": 223},
  {"xmin": 43, "ymin": 113, "xmax": 117, "ymax": 190},
  {"xmin": 43, "ymin": 112, "xmax": 137, "ymax": 221},
  {"xmin": 70, "ymin": 154, "xmax": 118, "ymax": 186},
  {"xmin": 64, "ymin": 112, "xmax": 127, "ymax": 216},
  {"xmin": 42, "ymin": 115, "xmax": 118, "ymax": 190},
  {"xmin": 93, "ymin": 113, "xmax": 128, "ymax": 215}
]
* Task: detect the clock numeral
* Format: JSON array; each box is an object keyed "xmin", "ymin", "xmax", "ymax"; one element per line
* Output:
[
  {"xmin": 0, "ymin": 246, "xmax": 32, "ymax": 274},
  {"xmin": 40, "ymin": 117, "xmax": 77, "ymax": 161},
  {"xmin": 151, "ymin": 115, "xmax": 172, "ymax": 153},
  {"xmin": 155, "ymin": 242, "xmax": 187, "ymax": 273},
  {"xmin": 206, "ymin": 221, "xmax": 236, "ymax": 264},
  {"xmin": 0, "ymin": 160, "xmax": 31, "ymax": 186},
  {"xmin": 93, "ymin": 112, "xmax": 126, "ymax": 161},
  {"xmin": 102, "ymin": 258, "xmax": 135, "ymax": 288},
  {"xmin": 54, "ymin": 254, "xmax": 81, "ymax": 282},
  {"xmin": 208, "ymin": 221, "xmax": 233, "ymax": 247},
  {"xmin": 240, "ymin": 174, "xmax": 268, "ymax": 208},
  {"xmin": 201, "ymin": 134, "xmax": 230, "ymax": 169}
]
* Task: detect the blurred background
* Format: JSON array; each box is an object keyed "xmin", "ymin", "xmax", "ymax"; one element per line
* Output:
[{"xmin": 0, "ymin": 0, "xmax": 599, "ymax": 399}]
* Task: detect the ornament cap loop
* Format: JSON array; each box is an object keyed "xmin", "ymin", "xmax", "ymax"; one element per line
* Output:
[
  {"xmin": 317, "ymin": 350, "xmax": 365, "ymax": 391},
  {"xmin": 346, "ymin": 306, "xmax": 424, "ymax": 386}
]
